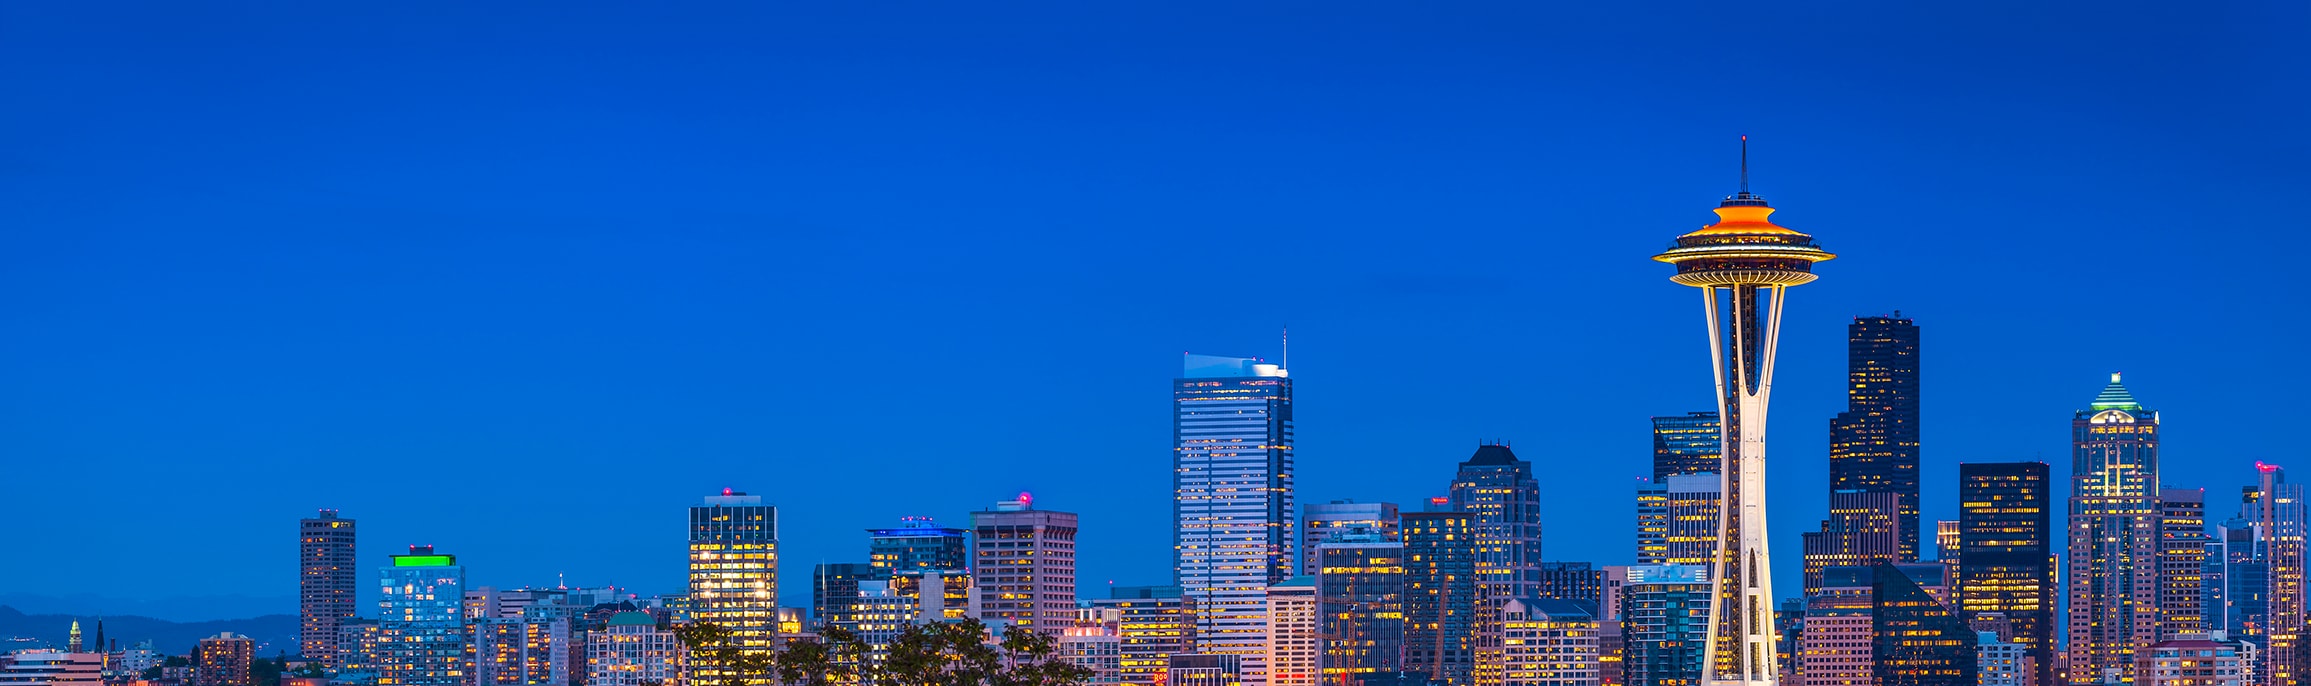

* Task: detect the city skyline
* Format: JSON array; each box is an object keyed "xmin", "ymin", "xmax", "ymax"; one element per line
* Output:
[{"xmin": 3, "ymin": 2, "xmax": 2305, "ymax": 623}]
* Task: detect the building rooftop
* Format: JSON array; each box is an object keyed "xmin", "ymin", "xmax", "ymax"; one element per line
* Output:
[
  {"xmin": 1460, "ymin": 444, "xmax": 1523, "ymax": 467},
  {"xmin": 606, "ymin": 612, "xmax": 656, "ymax": 628},
  {"xmin": 1181, "ymin": 353, "xmax": 1286, "ymax": 379},
  {"xmin": 2089, "ymin": 372, "xmax": 2142, "ymax": 410}
]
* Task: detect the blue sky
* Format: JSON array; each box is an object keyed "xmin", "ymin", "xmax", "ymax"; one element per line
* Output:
[{"xmin": 2, "ymin": 2, "xmax": 2304, "ymax": 619}]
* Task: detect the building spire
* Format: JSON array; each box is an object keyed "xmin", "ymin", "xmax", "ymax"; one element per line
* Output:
[{"xmin": 1740, "ymin": 135, "xmax": 1750, "ymax": 195}]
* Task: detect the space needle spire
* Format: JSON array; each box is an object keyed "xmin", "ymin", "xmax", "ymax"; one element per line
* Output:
[{"xmin": 1651, "ymin": 139, "xmax": 1834, "ymax": 686}]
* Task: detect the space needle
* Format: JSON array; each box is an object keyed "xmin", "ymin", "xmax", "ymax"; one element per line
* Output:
[{"xmin": 1652, "ymin": 139, "xmax": 1834, "ymax": 686}]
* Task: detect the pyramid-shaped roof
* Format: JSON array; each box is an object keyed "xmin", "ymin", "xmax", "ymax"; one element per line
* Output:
[{"xmin": 2089, "ymin": 372, "xmax": 2141, "ymax": 410}]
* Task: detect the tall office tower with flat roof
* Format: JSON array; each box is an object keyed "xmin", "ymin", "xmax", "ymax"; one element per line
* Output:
[
  {"xmin": 2159, "ymin": 488, "xmax": 2210, "ymax": 638},
  {"xmin": 2065, "ymin": 374, "xmax": 2162, "ymax": 686},
  {"xmin": 1300, "ymin": 500, "xmax": 1400, "ymax": 577},
  {"xmin": 1829, "ymin": 315, "xmax": 1922, "ymax": 561},
  {"xmin": 301, "ymin": 509, "xmax": 357, "ymax": 668},
  {"xmin": 1403, "ymin": 510, "xmax": 1478, "ymax": 686},
  {"xmin": 1173, "ymin": 352, "xmax": 1293, "ymax": 672},
  {"xmin": 1958, "ymin": 462, "xmax": 2054, "ymax": 686},
  {"xmin": 1638, "ymin": 472, "xmax": 1724, "ymax": 567},
  {"xmin": 1800, "ymin": 490, "xmax": 1903, "ymax": 597},
  {"xmin": 1652, "ymin": 143, "xmax": 1835, "ymax": 686},
  {"xmin": 1316, "ymin": 534, "xmax": 1408, "ymax": 683},
  {"xmin": 378, "ymin": 546, "xmax": 466, "ymax": 686},
  {"xmin": 1653, "ymin": 411, "xmax": 1723, "ymax": 481},
  {"xmin": 972, "ymin": 493, "xmax": 1078, "ymax": 634},
  {"xmin": 687, "ymin": 489, "xmax": 779, "ymax": 668}
]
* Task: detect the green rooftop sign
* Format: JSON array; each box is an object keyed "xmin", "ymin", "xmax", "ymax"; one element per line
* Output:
[{"xmin": 393, "ymin": 555, "xmax": 456, "ymax": 567}]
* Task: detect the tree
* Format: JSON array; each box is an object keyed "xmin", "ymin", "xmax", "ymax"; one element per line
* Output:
[{"xmin": 673, "ymin": 619, "xmax": 1091, "ymax": 686}]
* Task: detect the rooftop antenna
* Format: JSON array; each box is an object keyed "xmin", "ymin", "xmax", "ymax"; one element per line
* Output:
[
  {"xmin": 1281, "ymin": 324, "xmax": 1288, "ymax": 369},
  {"xmin": 1739, "ymin": 135, "xmax": 1751, "ymax": 195}
]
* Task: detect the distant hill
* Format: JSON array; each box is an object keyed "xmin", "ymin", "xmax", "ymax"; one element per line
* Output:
[{"xmin": 0, "ymin": 606, "xmax": 299, "ymax": 657}]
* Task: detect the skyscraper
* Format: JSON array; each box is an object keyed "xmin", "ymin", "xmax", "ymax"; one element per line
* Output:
[
  {"xmin": 1451, "ymin": 443, "xmax": 1544, "ymax": 683},
  {"xmin": 1828, "ymin": 315, "xmax": 1922, "ymax": 561},
  {"xmin": 1316, "ymin": 535, "xmax": 1407, "ymax": 682},
  {"xmin": 2254, "ymin": 465, "xmax": 2307, "ymax": 686},
  {"xmin": 687, "ymin": 489, "xmax": 778, "ymax": 661},
  {"xmin": 300, "ymin": 509, "xmax": 357, "ymax": 667},
  {"xmin": 1089, "ymin": 586, "xmax": 1194, "ymax": 686},
  {"xmin": 1403, "ymin": 510, "xmax": 1478, "ymax": 686},
  {"xmin": 2158, "ymin": 488, "xmax": 2210, "ymax": 638},
  {"xmin": 1652, "ymin": 412, "xmax": 1723, "ymax": 482},
  {"xmin": 1800, "ymin": 490, "xmax": 1903, "ymax": 597},
  {"xmin": 1638, "ymin": 472, "xmax": 1723, "ymax": 567},
  {"xmin": 972, "ymin": 493, "xmax": 1078, "ymax": 634},
  {"xmin": 2066, "ymin": 373, "xmax": 2162, "ymax": 685},
  {"xmin": 1870, "ymin": 564, "xmax": 1975, "ymax": 686},
  {"xmin": 811, "ymin": 562, "xmax": 875, "ymax": 630},
  {"xmin": 1301, "ymin": 500, "xmax": 1400, "ymax": 577},
  {"xmin": 1174, "ymin": 353, "xmax": 1294, "ymax": 668},
  {"xmin": 1652, "ymin": 154, "xmax": 1834, "ymax": 686},
  {"xmin": 378, "ymin": 546, "xmax": 466, "ymax": 686},
  {"xmin": 1957, "ymin": 462, "xmax": 2054, "ymax": 686}
]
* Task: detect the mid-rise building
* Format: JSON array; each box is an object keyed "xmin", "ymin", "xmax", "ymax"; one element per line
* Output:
[
  {"xmin": 0, "ymin": 651, "xmax": 103, "ymax": 686},
  {"xmin": 1265, "ymin": 578, "xmax": 1320, "ymax": 686},
  {"xmin": 687, "ymin": 489, "xmax": 778, "ymax": 661},
  {"xmin": 1800, "ymin": 490, "xmax": 1903, "ymax": 597},
  {"xmin": 2137, "ymin": 637, "xmax": 2245, "ymax": 686},
  {"xmin": 1500, "ymin": 598, "xmax": 1601, "ymax": 686},
  {"xmin": 1165, "ymin": 655, "xmax": 1242, "ymax": 686},
  {"xmin": 1089, "ymin": 586, "xmax": 1193, "ymax": 686},
  {"xmin": 1870, "ymin": 563, "xmax": 1974, "ymax": 686},
  {"xmin": 1301, "ymin": 501, "xmax": 1401, "ymax": 577},
  {"xmin": 2160, "ymin": 489, "xmax": 2211, "ymax": 638},
  {"xmin": 1620, "ymin": 565, "xmax": 1711, "ymax": 686},
  {"xmin": 869, "ymin": 516, "xmax": 969, "ymax": 576},
  {"xmin": 335, "ymin": 619, "xmax": 380, "ymax": 673},
  {"xmin": 1649, "ymin": 411, "xmax": 1720, "ymax": 481},
  {"xmin": 1058, "ymin": 607, "xmax": 1125, "ymax": 686},
  {"xmin": 585, "ymin": 612, "xmax": 681, "ymax": 686},
  {"xmin": 473, "ymin": 617, "xmax": 568, "ymax": 686},
  {"xmin": 300, "ymin": 510, "xmax": 358, "ymax": 668},
  {"xmin": 1798, "ymin": 567, "xmax": 1874, "ymax": 686},
  {"xmin": 2066, "ymin": 374, "xmax": 2162, "ymax": 685},
  {"xmin": 811, "ymin": 562, "xmax": 876, "ymax": 629},
  {"xmin": 378, "ymin": 546, "xmax": 467, "ymax": 686},
  {"xmin": 1536, "ymin": 562, "xmax": 1604, "ymax": 605},
  {"xmin": 1403, "ymin": 510, "xmax": 1478, "ymax": 685},
  {"xmin": 1957, "ymin": 462, "xmax": 2054, "ymax": 686},
  {"xmin": 1828, "ymin": 314, "xmax": 1922, "ymax": 561},
  {"xmin": 1173, "ymin": 353, "xmax": 1295, "ymax": 671},
  {"xmin": 1977, "ymin": 631, "xmax": 2027, "ymax": 686},
  {"xmin": 1635, "ymin": 473, "xmax": 1721, "ymax": 567},
  {"xmin": 972, "ymin": 494, "xmax": 1078, "ymax": 634},
  {"xmin": 1317, "ymin": 535, "xmax": 1407, "ymax": 682},
  {"xmin": 196, "ymin": 633, "xmax": 255, "ymax": 686}
]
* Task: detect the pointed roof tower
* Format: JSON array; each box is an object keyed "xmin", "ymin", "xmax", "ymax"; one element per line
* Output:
[{"xmin": 2090, "ymin": 372, "xmax": 2142, "ymax": 411}]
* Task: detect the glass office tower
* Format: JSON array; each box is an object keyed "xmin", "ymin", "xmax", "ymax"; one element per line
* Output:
[
  {"xmin": 687, "ymin": 489, "xmax": 779, "ymax": 664},
  {"xmin": 1174, "ymin": 353, "xmax": 1294, "ymax": 675},
  {"xmin": 1829, "ymin": 315, "xmax": 1921, "ymax": 561},
  {"xmin": 378, "ymin": 546, "xmax": 466, "ymax": 686},
  {"xmin": 1957, "ymin": 462, "xmax": 2053, "ymax": 686}
]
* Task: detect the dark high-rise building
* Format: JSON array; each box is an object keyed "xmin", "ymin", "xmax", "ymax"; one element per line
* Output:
[
  {"xmin": 1828, "ymin": 315, "xmax": 1921, "ymax": 561},
  {"xmin": 1801, "ymin": 490, "xmax": 1904, "ymax": 597},
  {"xmin": 1402, "ymin": 511, "xmax": 1477, "ymax": 686},
  {"xmin": 1621, "ymin": 565, "xmax": 1712, "ymax": 686},
  {"xmin": 300, "ymin": 509, "xmax": 357, "ymax": 667},
  {"xmin": 2066, "ymin": 374, "xmax": 2161, "ymax": 685},
  {"xmin": 1536, "ymin": 562, "xmax": 1605, "ymax": 604},
  {"xmin": 867, "ymin": 516, "xmax": 969, "ymax": 575},
  {"xmin": 1450, "ymin": 443, "xmax": 1543, "ymax": 684},
  {"xmin": 1316, "ymin": 536, "xmax": 1407, "ymax": 682},
  {"xmin": 1174, "ymin": 353, "xmax": 1294, "ymax": 668},
  {"xmin": 1650, "ymin": 412, "xmax": 1721, "ymax": 481},
  {"xmin": 810, "ymin": 562, "xmax": 875, "ymax": 629},
  {"xmin": 1871, "ymin": 563, "xmax": 1976, "ymax": 686},
  {"xmin": 1957, "ymin": 462, "xmax": 2054, "ymax": 686},
  {"xmin": 2158, "ymin": 488, "xmax": 2209, "ymax": 638}
]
